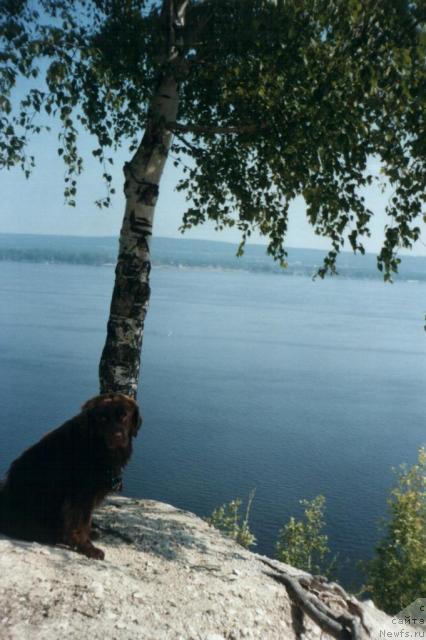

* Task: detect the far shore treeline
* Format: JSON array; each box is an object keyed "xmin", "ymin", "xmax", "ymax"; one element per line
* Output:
[{"xmin": 1, "ymin": 234, "xmax": 426, "ymax": 282}]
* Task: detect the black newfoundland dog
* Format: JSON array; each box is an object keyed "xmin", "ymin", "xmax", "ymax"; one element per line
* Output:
[{"xmin": 0, "ymin": 393, "xmax": 141, "ymax": 559}]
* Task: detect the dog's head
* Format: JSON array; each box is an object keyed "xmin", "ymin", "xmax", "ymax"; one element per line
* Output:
[{"xmin": 81, "ymin": 393, "xmax": 142, "ymax": 451}]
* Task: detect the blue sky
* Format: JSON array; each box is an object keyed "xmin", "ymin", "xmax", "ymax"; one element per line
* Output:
[{"xmin": 1, "ymin": 124, "xmax": 425, "ymax": 256}]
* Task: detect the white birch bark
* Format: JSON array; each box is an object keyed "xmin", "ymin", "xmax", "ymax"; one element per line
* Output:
[{"xmin": 99, "ymin": 2, "xmax": 187, "ymax": 396}]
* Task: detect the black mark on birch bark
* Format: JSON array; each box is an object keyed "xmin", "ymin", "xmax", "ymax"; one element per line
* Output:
[
  {"xmin": 129, "ymin": 211, "xmax": 153, "ymax": 233},
  {"xmin": 129, "ymin": 211, "xmax": 152, "ymax": 252},
  {"xmin": 136, "ymin": 182, "xmax": 159, "ymax": 205}
]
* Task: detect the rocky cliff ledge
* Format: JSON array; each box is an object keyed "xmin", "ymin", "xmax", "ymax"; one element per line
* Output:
[{"xmin": 0, "ymin": 496, "xmax": 392, "ymax": 639}]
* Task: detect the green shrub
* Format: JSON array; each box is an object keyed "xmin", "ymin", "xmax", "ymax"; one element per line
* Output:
[
  {"xmin": 366, "ymin": 447, "xmax": 426, "ymax": 614},
  {"xmin": 276, "ymin": 495, "xmax": 335, "ymax": 576},
  {"xmin": 207, "ymin": 489, "xmax": 256, "ymax": 549}
]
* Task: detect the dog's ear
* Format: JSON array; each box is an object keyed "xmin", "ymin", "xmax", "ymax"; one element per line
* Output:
[{"xmin": 131, "ymin": 404, "xmax": 142, "ymax": 437}]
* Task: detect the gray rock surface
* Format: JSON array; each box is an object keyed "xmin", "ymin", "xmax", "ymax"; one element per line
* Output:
[{"xmin": 0, "ymin": 497, "xmax": 392, "ymax": 639}]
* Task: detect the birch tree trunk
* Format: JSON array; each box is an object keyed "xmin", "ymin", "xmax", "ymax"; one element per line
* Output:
[{"xmin": 99, "ymin": 73, "xmax": 179, "ymax": 397}]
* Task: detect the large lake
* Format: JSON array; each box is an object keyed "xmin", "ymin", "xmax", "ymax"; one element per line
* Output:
[{"xmin": 0, "ymin": 260, "xmax": 425, "ymax": 586}]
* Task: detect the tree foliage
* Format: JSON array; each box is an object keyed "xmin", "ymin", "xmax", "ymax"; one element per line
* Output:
[
  {"xmin": 0, "ymin": 0, "xmax": 425, "ymax": 276},
  {"xmin": 366, "ymin": 448, "xmax": 426, "ymax": 614},
  {"xmin": 276, "ymin": 495, "xmax": 335, "ymax": 576}
]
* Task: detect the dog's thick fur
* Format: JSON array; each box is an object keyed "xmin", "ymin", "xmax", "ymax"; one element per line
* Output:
[{"xmin": 0, "ymin": 394, "xmax": 141, "ymax": 559}]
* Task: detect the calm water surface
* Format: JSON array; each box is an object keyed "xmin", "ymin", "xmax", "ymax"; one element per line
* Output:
[{"xmin": 0, "ymin": 261, "xmax": 425, "ymax": 586}]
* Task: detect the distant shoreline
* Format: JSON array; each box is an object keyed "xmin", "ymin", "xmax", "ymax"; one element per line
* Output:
[{"xmin": 0, "ymin": 233, "xmax": 425, "ymax": 282}]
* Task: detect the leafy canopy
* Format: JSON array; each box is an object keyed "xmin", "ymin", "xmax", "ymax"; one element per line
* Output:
[{"xmin": 1, "ymin": 0, "xmax": 425, "ymax": 276}]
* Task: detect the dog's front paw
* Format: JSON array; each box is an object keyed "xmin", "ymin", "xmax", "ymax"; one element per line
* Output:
[
  {"xmin": 88, "ymin": 546, "xmax": 105, "ymax": 560},
  {"xmin": 80, "ymin": 542, "xmax": 105, "ymax": 560}
]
